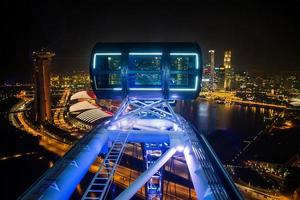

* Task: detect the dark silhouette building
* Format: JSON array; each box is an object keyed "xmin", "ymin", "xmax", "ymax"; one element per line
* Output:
[{"xmin": 32, "ymin": 49, "xmax": 55, "ymax": 123}]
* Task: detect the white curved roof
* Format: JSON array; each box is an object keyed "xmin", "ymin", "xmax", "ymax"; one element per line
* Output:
[
  {"xmin": 70, "ymin": 91, "xmax": 94, "ymax": 101},
  {"xmin": 69, "ymin": 101, "xmax": 98, "ymax": 112},
  {"xmin": 76, "ymin": 108, "xmax": 111, "ymax": 123},
  {"xmin": 290, "ymin": 101, "xmax": 300, "ymax": 107},
  {"xmin": 290, "ymin": 98, "xmax": 300, "ymax": 107}
]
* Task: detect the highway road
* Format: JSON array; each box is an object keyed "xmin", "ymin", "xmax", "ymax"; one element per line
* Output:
[{"xmin": 236, "ymin": 183, "xmax": 289, "ymax": 200}]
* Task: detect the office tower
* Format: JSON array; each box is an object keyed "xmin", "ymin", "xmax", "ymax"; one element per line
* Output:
[
  {"xmin": 202, "ymin": 63, "xmax": 211, "ymax": 91},
  {"xmin": 224, "ymin": 51, "xmax": 231, "ymax": 69},
  {"xmin": 224, "ymin": 51, "xmax": 233, "ymax": 90},
  {"xmin": 32, "ymin": 49, "xmax": 55, "ymax": 123},
  {"xmin": 208, "ymin": 50, "xmax": 215, "ymax": 90},
  {"xmin": 202, "ymin": 50, "xmax": 216, "ymax": 91},
  {"xmin": 214, "ymin": 65, "xmax": 225, "ymax": 90}
]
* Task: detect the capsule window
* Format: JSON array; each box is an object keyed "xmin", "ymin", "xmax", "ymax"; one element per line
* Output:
[
  {"xmin": 93, "ymin": 54, "xmax": 122, "ymax": 89},
  {"xmin": 169, "ymin": 53, "xmax": 199, "ymax": 91},
  {"xmin": 128, "ymin": 53, "xmax": 162, "ymax": 89}
]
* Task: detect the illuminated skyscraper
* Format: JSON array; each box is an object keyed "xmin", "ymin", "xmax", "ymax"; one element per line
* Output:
[
  {"xmin": 209, "ymin": 50, "xmax": 215, "ymax": 69},
  {"xmin": 224, "ymin": 50, "xmax": 233, "ymax": 90},
  {"xmin": 224, "ymin": 50, "xmax": 231, "ymax": 69},
  {"xmin": 202, "ymin": 50, "xmax": 216, "ymax": 91},
  {"xmin": 202, "ymin": 63, "xmax": 211, "ymax": 91},
  {"xmin": 214, "ymin": 65, "xmax": 225, "ymax": 90},
  {"xmin": 208, "ymin": 50, "xmax": 215, "ymax": 90},
  {"xmin": 32, "ymin": 49, "xmax": 55, "ymax": 123}
]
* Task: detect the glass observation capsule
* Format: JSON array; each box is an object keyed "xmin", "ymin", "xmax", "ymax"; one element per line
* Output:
[{"xmin": 90, "ymin": 42, "xmax": 202, "ymax": 99}]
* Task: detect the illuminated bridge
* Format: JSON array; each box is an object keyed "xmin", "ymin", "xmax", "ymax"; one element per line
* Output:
[{"xmin": 19, "ymin": 43, "xmax": 243, "ymax": 200}]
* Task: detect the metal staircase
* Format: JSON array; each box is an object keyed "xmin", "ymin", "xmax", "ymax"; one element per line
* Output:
[{"xmin": 82, "ymin": 132, "xmax": 129, "ymax": 200}]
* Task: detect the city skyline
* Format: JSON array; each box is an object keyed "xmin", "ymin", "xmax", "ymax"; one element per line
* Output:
[{"xmin": 2, "ymin": 48, "xmax": 300, "ymax": 85}]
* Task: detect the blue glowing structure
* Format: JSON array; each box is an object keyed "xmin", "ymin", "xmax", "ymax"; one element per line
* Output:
[
  {"xmin": 19, "ymin": 99, "xmax": 243, "ymax": 200},
  {"xmin": 19, "ymin": 43, "xmax": 243, "ymax": 200},
  {"xmin": 143, "ymin": 143, "xmax": 166, "ymax": 199},
  {"xmin": 90, "ymin": 42, "xmax": 202, "ymax": 99}
]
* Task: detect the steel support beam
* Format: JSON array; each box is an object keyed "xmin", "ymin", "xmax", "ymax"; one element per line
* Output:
[
  {"xmin": 184, "ymin": 147, "xmax": 215, "ymax": 200},
  {"xmin": 19, "ymin": 127, "xmax": 109, "ymax": 200},
  {"xmin": 115, "ymin": 147, "xmax": 177, "ymax": 200},
  {"xmin": 111, "ymin": 100, "xmax": 163, "ymax": 123}
]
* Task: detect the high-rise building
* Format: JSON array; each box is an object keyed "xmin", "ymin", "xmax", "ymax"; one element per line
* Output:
[
  {"xmin": 224, "ymin": 51, "xmax": 231, "ymax": 69},
  {"xmin": 224, "ymin": 51, "xmax": 233, "ymax": 90},
  {"xmin": 214, "ymin": 65, "xmax": 225, "ymax": 90},
  {"xmin": 202, "ymin": 63, "xmax": 211, "ymax": 91},
  {"xmin": 202, "ymin": 50, "xmax": 216, "ymax": 91},
  {"xmin": 208, "ymin": 50, "xmax": 215, "ymax": 90},
  {"xmin": 32, "ymin": 49, "xmax": 55, "ymax": 123}
]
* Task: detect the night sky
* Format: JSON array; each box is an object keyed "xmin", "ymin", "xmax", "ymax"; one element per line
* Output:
[{"xmin": 1, "ymin": 1, "xmax": 300, "ymax": 83}]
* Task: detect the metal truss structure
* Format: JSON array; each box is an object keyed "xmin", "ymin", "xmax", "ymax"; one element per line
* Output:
[{"xmin": 19, "ymin": 98, "xmax": 243, "ymax": 200}]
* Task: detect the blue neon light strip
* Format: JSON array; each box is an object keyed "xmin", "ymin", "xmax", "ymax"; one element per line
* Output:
[
  {"xmin": 129, "ymin": 88, "xmax": 162, "ymax": 91},
  {"xmin": 93, "ymin": 53, "xmax": 122, "ymax": 69},
  {"xmin": 93, "ymin": 52, "xmax": 199, "ymax": 92},
  {"xmin": 129, "ymin": 52, "xmax": 162, "ymax": 55}
]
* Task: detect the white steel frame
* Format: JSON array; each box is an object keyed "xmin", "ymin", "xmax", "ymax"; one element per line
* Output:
[{"xmin": 81, "ymin": 98, "xmax": 228, "ymax": 200}]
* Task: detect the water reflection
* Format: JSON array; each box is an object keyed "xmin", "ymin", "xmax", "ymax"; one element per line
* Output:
[{"xmin": 175, "ymin": 99, "xmax": 274, "ymax": 138}]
